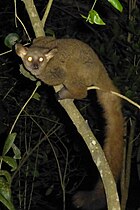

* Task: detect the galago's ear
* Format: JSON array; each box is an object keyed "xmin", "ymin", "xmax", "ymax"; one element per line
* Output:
[
  {"xmin": 44, "ymin": 48, "xmax": 58, "ymax": 62},
  {"xmin": 15, "ymin": 44, "xmax": 28, "ymax": 58}
]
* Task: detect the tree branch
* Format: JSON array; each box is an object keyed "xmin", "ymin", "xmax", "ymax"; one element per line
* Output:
[{"xmin": 22, "ymin": 0, "xmax": 45, "ymax": 37}]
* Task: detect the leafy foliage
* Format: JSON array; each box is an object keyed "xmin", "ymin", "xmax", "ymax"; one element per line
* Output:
[
  {"xmin": 4, "ymin": 33, "xmax": 20, "ymax": 49},
  {"xmin": 81, "ymin": 10, "xmax": 106, "ymax": 25},
  {"xmin": 81, "ymin": 0, "xmax": 123, "ymax": 25},
  {"xmin": 108, "ymin": 0, "xmax": 123, "ymax": 12}
]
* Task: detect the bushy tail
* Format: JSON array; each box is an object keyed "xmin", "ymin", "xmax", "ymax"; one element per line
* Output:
[{"xmin": 73, "ymin": 85, "xmax": 124, "ymax": 210}]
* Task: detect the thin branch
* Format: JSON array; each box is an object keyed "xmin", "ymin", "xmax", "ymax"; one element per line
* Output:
[
  {"xmin": 121, "ymin": 119, "xmax": 135, "ymax": 210},
  {"xmin": 9, "ymin": 81, "xmax": 41, "ymax": 134},
  {"xmin": 42, "ymin": 0, "xmax": 54, "ymax": 27},
  {"xmin": 14, "ymin": 0, "xmax": 31, "ymax": 40},
  {"xmin": 88, "ymin": 86, "xmax": 140, "ymax": 109},
  {"xmin": 22, "ymin": 0, "xmax": 45, "ymax": 37}
]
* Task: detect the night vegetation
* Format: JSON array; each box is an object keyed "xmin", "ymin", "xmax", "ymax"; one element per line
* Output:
[{"xmin": 0, "ymin": 0, "xmax": 140, "ymax": 210}]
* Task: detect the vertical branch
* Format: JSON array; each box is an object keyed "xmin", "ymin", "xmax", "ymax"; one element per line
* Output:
[
  {"xmin": 22, "ymin": 0, "xmax": 45, "ymax": 37},
  {"xmin": 121, "ymin": 119, "xmax": 135, "ymax": 210},
  {"xmin": 42, "ymin": 0, "xmax": 54, "ymax": 27},
  {"xmin": 59, "ymin": 99, "xmax": 121, "ymax": 210},
  {"xmin": 127, "ymin": 0, "xmax": 137, "ymax": 42}
]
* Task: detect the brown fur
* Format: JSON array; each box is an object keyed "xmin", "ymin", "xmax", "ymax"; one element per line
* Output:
[{"xmin": 15, "ymin": 37, "xmax": 124, "ymax": 210}]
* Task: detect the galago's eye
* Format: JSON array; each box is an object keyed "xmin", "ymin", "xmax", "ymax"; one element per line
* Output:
[
  {"xmin": 39, "ymin": 57, "xmax": 44, "ymax": 62},
  {"xmin": 27, "ymin": 56, "xmax": 33, "ymax": 62}
]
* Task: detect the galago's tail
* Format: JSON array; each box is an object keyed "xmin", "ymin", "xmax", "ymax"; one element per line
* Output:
[{"xmin": 73, "ymin": 82, "xmax": 124, "ymax": 210}]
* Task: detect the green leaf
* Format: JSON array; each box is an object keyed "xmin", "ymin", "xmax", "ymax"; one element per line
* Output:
[
  {"xmin": 0, "ymin": 177, "xmax": 11, "ymax": 202},
  {"xmin": 45, "ymin": 184, "xmax": 54, "ymax": 196},
  {"xmin": 89, "ymin": 10, "xmax": 106, "ymax": 25},
  {"xmin": 4, "ymin": 33, "xmax": 20, "ymax": 49},
  {"xmin": 108, "ymin": 0, "xmax": 123, "ymax": 12},
  {"xmin": 2, "ymin": 133, "xmax": 17, "ymax": 156},
  {"xmin": 80, "ymin": 14, "xmax": 87, "ymax": 20},
  {"xmin": 19, "ymin": 64, "xmax": 37, "ymax": 81},
  {"xmin": 0, "ymin": 170, "xmax": 12, "ymax": 184},
  {"xmin": 12, "ymin": 143, "xmax": 21, "ymax": 160},
  {"xmin": 0, "ymin": 193, "xmax": 15, "ymax": 210},
  {"xmin": 45, "ymin": 28, "xmax": 55, "ymax": 38},
  {"xmin": 33, "ymin": 92, "xmax": 41, "ymax": 101},
  {"xmin": 2, "ymin": 156, "xmax": 17, "ymax": 171}
]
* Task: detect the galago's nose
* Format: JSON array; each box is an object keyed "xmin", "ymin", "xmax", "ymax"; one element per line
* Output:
[{"xmin": 33, "ymin": 63, "xmax": 39, "ymax": 69}]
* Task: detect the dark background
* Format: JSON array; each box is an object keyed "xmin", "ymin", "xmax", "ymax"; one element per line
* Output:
[{"xmin": 0, "ymin": 0, "xmax": 140, "ymax": 210}]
